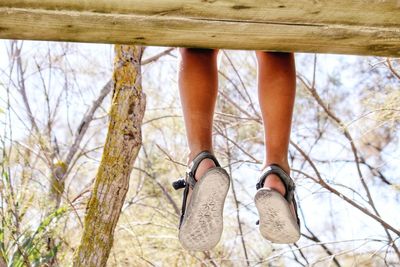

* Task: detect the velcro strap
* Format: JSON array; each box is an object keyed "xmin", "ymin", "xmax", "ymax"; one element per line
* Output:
[
  {"xmin": 188, "ymin": 151, "xmax": 220, "ymax": 177},
  {"xmin": 256, "ymin": 164, "xmax": 295, "ymax": 203},
  {"xmin": 185, "ymin": 150, "xmax": 220, "ymax": 189}
]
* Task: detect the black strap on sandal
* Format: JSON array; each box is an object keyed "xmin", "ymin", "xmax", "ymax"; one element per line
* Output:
[
  {"xmin": 172, "ymin": 151, "xmax": 221, "ymax": 228},
  {"xmin": 256, "ymin": 164, "xmax": 300, "ymax": 227}
]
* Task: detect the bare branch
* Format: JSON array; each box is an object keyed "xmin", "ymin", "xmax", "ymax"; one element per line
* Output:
[
  {"xmin": 386, "ymin": 58, "xmax": 400, "ymax": 80},
  {"xmin": 63, "ymin": 79, "xmax": 113, "ymax": 173},
  {"xmin": 142, "ymin": 48, "xmax": 175, "ymax": 65}
]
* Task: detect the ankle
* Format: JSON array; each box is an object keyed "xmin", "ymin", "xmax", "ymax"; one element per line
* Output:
[
  {"xmin": 194, "ymin": 159, "xmax": 216, "ymax": 181},
  {"xmin": 186, "ymin": 150, "xmax": 216, "ymax": 181},
  {"xmin": 261, "ymin": 160, "xmax": 290, "ymax": 196}
]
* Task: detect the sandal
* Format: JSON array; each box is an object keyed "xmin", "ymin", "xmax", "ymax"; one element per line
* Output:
[
  {"xmin": 172, "ymin": 151, "xmax": 230, "ymax": 251},
  {"xmin": 254, "ymin": 164, "xmax": 300, "ymax": 243}
]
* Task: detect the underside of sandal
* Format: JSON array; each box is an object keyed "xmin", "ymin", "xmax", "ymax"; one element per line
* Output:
[
  {"xmin": 255, "ymin": 188, "xmax": 300, "ymax": 244},
  {"xmin": 179, "ymin": 168, "xmax": 230, "ymax": 251}
]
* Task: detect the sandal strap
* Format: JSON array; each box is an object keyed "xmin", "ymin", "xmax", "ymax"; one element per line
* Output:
[
  {"xmin": 188, "ymin": 151, "xmax": 220, "ymax": 181},
  {"xmin": 256, "ymin": 164, "xmax": 295, "ymax": 203},
  {"xmin": 172, "ymin": 150, "xmax": 221, "ymax": 228},
  {"xmin": 292, "ymin": 197, "xmax": 301, "ymax": 227},
  {"xmin": 256, "ymin": 164, "xmax": 300, "ymax": 227},
  {"xmin": 172, "ymin": 151, "xmax": 220, "ymax": 190}
]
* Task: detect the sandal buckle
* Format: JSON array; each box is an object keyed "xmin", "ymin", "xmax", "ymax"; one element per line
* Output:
[{"xmin": 172, "ymin": 179, "xmax": 186, "ymax": 190}]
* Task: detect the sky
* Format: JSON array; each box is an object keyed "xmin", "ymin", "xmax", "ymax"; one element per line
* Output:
[{"xmin": 0, "ymin": 40, "xmax": 399, "ymax": 264}]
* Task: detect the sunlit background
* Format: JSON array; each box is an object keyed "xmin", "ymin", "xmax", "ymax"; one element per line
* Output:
[{"xmin": 1, "ymin": 41, "xmax": 399, "ymax": 266}]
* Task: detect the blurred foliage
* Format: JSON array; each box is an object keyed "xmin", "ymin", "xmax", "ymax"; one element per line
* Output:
[
  {"xmin": 0, "ymin": 42, "xmax": 399, "ymax": 266},
  {"xmin": 1, "ymin": 169, "xmax": 67, "ymax": 266}
]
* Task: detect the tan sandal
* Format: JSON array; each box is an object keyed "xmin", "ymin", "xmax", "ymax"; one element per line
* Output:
[
  {"xmin": 254, "ymin": 164, "xmax": 301, "ymax": 244},
  {"xmin": 172, "ymin": 151, "xmax": 230, "ymax": 251}
]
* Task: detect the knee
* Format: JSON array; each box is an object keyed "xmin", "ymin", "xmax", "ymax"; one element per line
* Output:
[{"xmin": 179, "ymin": 47, "xmax": 219, "ymax": 60}]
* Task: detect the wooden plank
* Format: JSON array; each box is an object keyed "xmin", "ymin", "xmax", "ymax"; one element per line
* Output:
[
  {"xmin": 2, "ymin": 0, "xmax": 400, "ymax": 27},
  {"xmin": 0, "ymin": 1, "xmax": 399, "ymax": 56}
]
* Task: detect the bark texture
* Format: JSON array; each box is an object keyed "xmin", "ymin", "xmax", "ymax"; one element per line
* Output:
[{"xmin": 73, "ymin": 45, "xmax": 146, "ymax": 267}]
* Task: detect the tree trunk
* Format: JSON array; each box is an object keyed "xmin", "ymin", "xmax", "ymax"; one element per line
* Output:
[{"xmin": 73, "ymin": 45, "xmax": 146, "ymax": 267}]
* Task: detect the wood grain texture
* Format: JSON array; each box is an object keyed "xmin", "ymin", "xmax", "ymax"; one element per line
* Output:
[
  {"xmin": 0, "ymin": 0, "xmax": 399, "ymax": 56},
  {"xmin": 2, "ymin": 0, "xmax": 400, "ymax": 26}
]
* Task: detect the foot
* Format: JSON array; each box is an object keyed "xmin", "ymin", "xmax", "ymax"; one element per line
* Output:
[
  {"xmin": 178, "ymin": 152, "xmax": 230, "ymax": 251},
  {"xmin": 187, "ymin": 158, "xmax": 216, "ymax": 199},
  {"xmin": 261, "ymin": 165, "xmax": 296, "ymax": 218}
]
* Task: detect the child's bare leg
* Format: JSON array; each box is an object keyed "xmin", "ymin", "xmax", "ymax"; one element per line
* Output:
[
  {"xmin": 255, "ymin": 51, "xmax": 296, "ymax": 198},
  {"xmin": 178, "ymin": 48, "xmax": 219, "ymax": 179}
]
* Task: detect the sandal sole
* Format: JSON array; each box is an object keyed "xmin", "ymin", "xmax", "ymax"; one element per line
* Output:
[
  {"xmin": 255, "ymin": 188, "xmax": 300, "ymax": 244},
  {"xmin": 179, "ymin": 167, "xmax": 230, "ymax": 251}
]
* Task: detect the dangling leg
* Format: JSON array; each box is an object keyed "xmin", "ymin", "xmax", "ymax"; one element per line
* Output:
[
  {"xmin": 255, "ymin": 51, "xmax": 296, "ymax": 208},
  {"xmin": 253, "ymin": 51, "xmax": 300, "ymax": 243},
  {"xmin": 177, "ymin": 48, "xmax": 230, "ymax": 251},
  {"xmin": 178, "ymin": 48, "xmax": 220, "ymax": 179}
]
